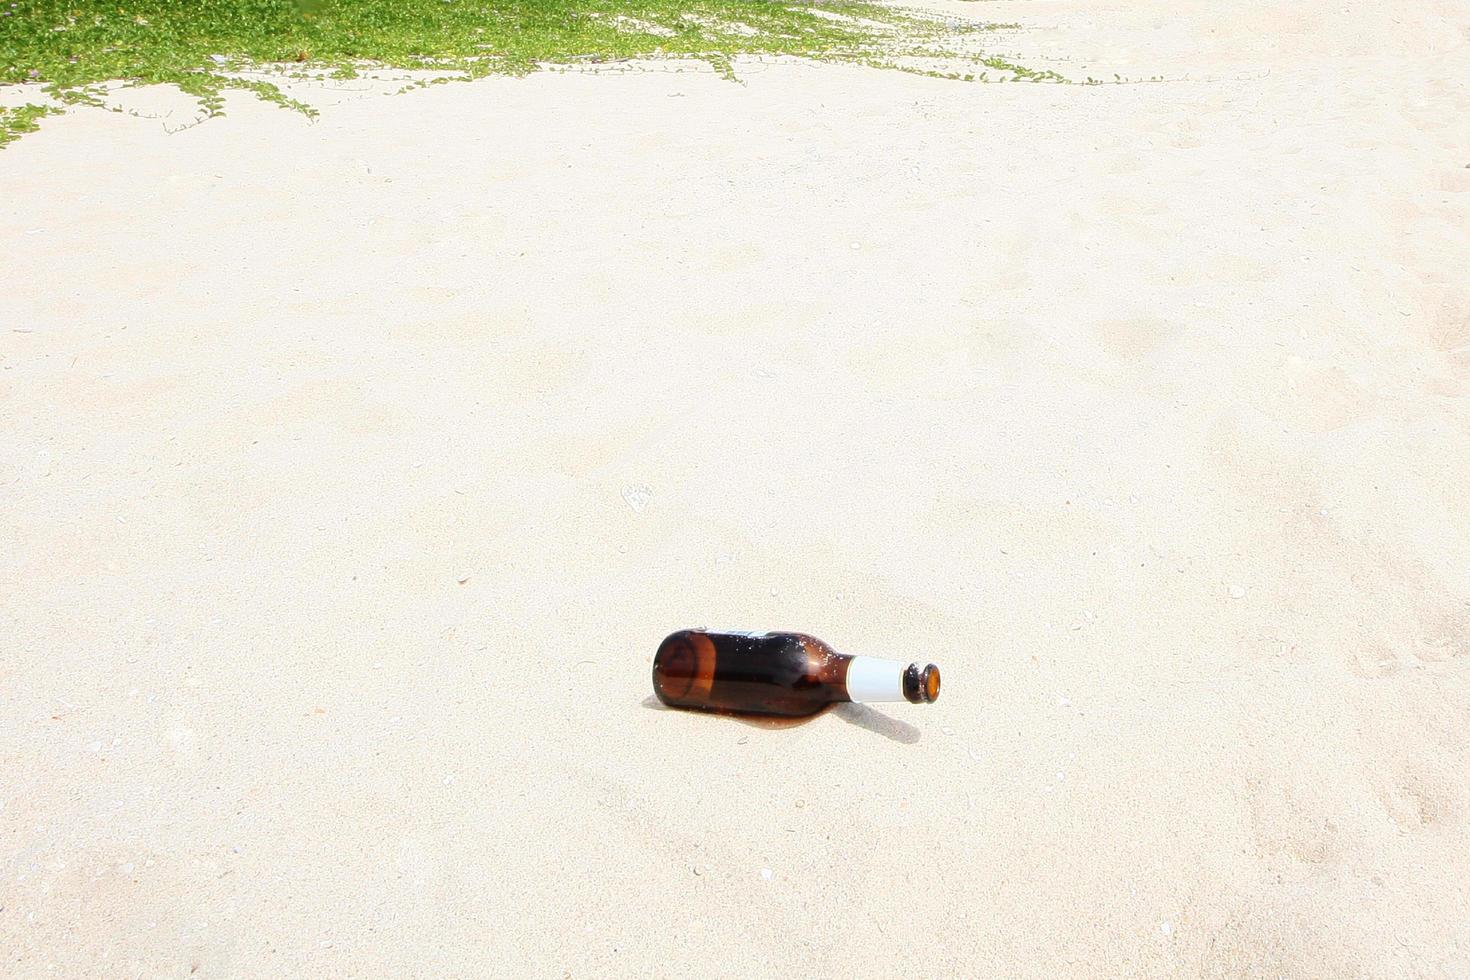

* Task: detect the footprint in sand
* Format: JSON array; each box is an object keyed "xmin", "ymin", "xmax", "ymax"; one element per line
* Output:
[
  {"xmin": 1244, "ymin": 773, "xmax": 1342, "ymax": 866},
  {"xmin": 1377, "ymin": 765, "xmax": 1459, "ymax": 832},
  {"xmin": 1411, "ymin": 607, "xmax": 1470, "ymax": 664},
  {"xmin": 1347, "ymin": 647, "xmax": 1401, "ymax": 679}
]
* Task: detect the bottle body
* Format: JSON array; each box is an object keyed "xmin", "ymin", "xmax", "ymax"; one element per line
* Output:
[{"xmin": 652, "ymin": 629, "xmax": 940, "ymax": 718}]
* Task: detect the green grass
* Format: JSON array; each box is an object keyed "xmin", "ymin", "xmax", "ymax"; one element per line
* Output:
[{"xmin": 0, "ymin": 0, "xmax": 1060, "ymax": 145}]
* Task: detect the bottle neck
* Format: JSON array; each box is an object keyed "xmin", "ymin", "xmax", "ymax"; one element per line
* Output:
[{"xmin": 844, "ymin": 657, "xmax": 941, "ymax": 704}]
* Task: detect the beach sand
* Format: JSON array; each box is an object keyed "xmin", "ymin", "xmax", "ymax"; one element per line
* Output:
[{"xmin": 3, "ymin": 0, "xmax": 1468, "ymax": 975}]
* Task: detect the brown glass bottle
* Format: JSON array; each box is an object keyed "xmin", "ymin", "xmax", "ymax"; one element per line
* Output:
[{"xmin": 652, "ymin": 629, "xmax": 941, "ymax": 718}]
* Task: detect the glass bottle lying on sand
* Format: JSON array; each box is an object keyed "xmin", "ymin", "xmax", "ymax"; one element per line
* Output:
[{"xmin": 653, "ymin": 629, "xmax": 941, "ymax": 718}]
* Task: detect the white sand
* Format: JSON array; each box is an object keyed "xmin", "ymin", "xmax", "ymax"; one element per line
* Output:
[{"xmin": 3, "ymin": 0, "xmax": 1469, "ymax": 975}]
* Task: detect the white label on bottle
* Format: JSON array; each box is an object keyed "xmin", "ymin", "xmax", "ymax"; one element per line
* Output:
[{"xmin": 845, "ymin": 656, "xmax": 906, "ymax": 703}]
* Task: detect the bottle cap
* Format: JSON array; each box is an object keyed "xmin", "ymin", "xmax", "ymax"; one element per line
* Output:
[{"xmin": 902, "ymin": 663, "xmax": 942, "ymax": 703}]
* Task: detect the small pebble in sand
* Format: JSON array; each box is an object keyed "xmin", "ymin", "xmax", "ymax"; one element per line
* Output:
[
  {"xmin": 941, "ymin": 726, "xmax": 954, "ymax": 736},
  {"xmin": 620, "ymin": 485, "xmax": 652, "ymax": 513},
  {"xmin": 759, "ymin": 868, "xmax": 773, "ymax": 882},
  {"xmin": 1229, "ymin": 586, "xmax": 1247, "ymax": 599},
  {"xmin": 1159, "ymin": 921, "xmax": 1174, "ymax": 937},
  {"xmin": 456, "ymin": 574, "xmax": 470, "ymax": 585}
]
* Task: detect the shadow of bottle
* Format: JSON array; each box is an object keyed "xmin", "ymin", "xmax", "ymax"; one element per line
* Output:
[
  {"xmin": 641, "ymin": 696, "xmax": 920, "ymax": 744},
  {"xmin": 828, "ymin": 701, "xmax": 922, "ymax": 744}
]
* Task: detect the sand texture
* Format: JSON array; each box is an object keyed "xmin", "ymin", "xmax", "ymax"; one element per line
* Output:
[{"xmin": 3, "ymin": 0, "xmax": 1469, "ymax": 975}]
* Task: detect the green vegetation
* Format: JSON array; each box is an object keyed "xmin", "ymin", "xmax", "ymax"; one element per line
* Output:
[
  {"xmin": 0, "ymin": 0, "xmax": 1060, "ymax": 145},
  {"xmin": 0, "ymin": 100, "xmax": 58, "ymax": 145}
]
